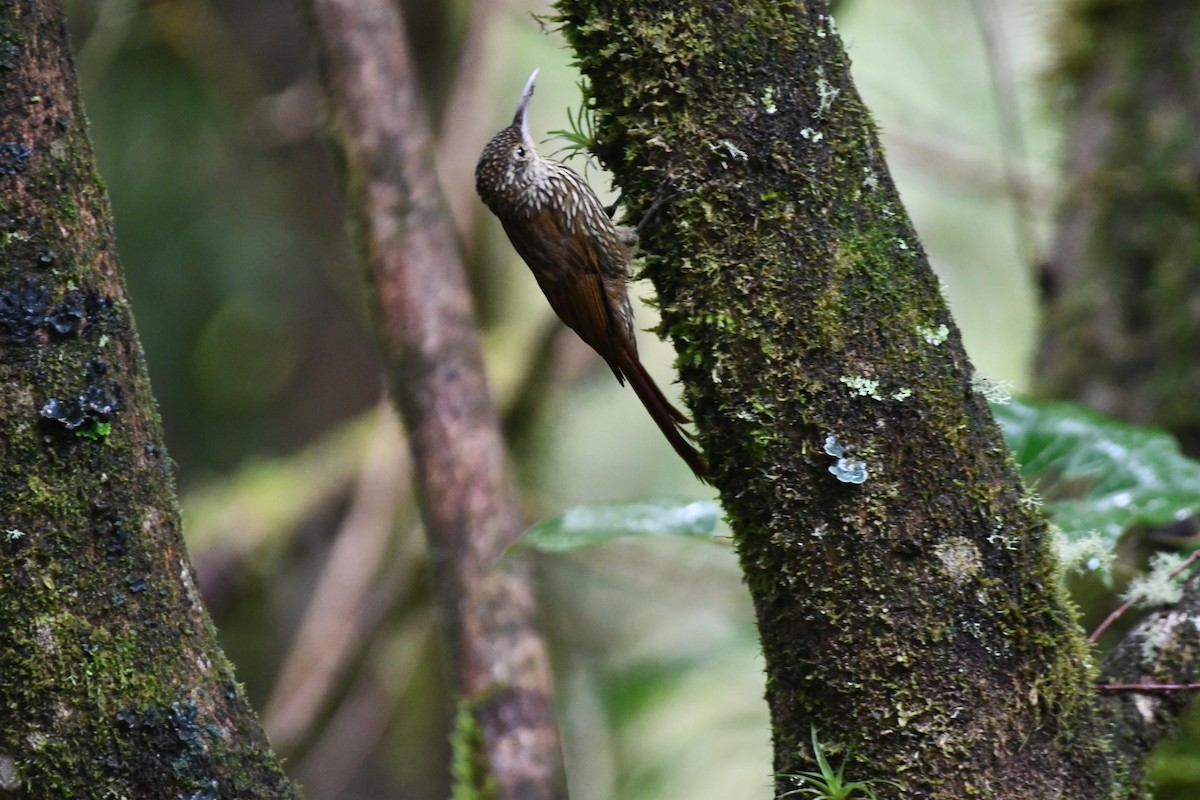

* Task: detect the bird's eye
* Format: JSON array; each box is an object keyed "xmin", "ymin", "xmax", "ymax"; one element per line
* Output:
[{"xmin": 516, "ymin": 146, "xmax": 526, "ymax": 158}]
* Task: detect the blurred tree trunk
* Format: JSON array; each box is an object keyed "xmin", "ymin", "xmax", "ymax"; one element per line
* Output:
[
  {"xmin": 1036, "ymin": 0, "xmax": 1200, "ymax": 457},
  {"xmin": 303, "ymin": 1, "xmax": 566, "ymax": 799},
  {"xmin": 0, "ymin": 2, "xmax": 298, "ymax": 799},
  {"xmin": 553, "ymin": 0, "xmax": 1147, "ymax": 796}
]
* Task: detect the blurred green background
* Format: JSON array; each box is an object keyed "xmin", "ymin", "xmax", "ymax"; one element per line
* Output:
[{"xmin": 62, "ymin": 1, "xmax": 1193, "ymax": 798}]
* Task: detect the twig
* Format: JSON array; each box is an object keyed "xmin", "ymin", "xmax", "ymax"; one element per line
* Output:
[
  {"xmin": 435, "ymin": 0, "xmax": 501, "ymax": 240},
  {"xmin": 262, "ymin": 403, "xmax": 409, "ymax": 752},
  {"xmin": 967, "ymin": 0, "xmax": 1038, "ymax": 274},
  {"xmin": 297, "ymin": 610, "xmax": 437, "ymax": 797},
  {"xmin": 1088, "ymin": 549, "xmax": 1200, "ymax": 644},
  {"xmin": 1095, "ymin": 682, "xmax": 1200, "ymax": 693}
]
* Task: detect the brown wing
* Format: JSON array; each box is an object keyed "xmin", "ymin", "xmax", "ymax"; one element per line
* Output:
[
  {"xmin": 500, "ymin": 206, "xmax": 633, "ymax": 381},
  {"xmin": 500, "ymin": 202, "xmax": 708, "ymax": 481}
]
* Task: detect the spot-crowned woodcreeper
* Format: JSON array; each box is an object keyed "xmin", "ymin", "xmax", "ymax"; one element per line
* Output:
[{"xmin": 475, "ymin": 69, "xmax": 708, "ymax": 481}]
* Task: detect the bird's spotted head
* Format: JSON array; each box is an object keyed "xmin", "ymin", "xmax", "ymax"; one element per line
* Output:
[{"xmin": 476, "ymin": 69, "xmax": 545, "ymax": 212}]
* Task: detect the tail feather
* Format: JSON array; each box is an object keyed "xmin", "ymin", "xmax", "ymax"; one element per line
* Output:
[{"xmin": 616, "ymin": 349, "xmax": 709, "ymax": 483}]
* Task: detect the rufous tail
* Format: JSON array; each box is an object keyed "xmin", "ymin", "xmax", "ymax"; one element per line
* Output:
[{"xmin": 616, "ymin": 349, "xmax": 709, "ymax": 483}]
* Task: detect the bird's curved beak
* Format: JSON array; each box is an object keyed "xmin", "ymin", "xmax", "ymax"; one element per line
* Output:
[{"xmin": 514, "ymin": 68, "xmax": 539, "ymax": 143}]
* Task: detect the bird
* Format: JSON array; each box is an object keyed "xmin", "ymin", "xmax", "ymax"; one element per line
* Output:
[{"xmin": 475, "ymin": 68, "xmax": 708, "ymax": 482}]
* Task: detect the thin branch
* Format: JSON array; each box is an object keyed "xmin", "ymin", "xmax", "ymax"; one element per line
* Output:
[
  {"xmin": 435, "ymin": 0, "xmax": 502, "ymax": 240},
  {"xmin": 967, "ymin": 0, "xmax": 1038, "ymax": 273},
  {"xmin": 296, "ymin": 610, "xmax": 438, "ymax": 798},
  {"xmin": 262, "ymin": 403, "xmax": 410, "ymax": 752},
  {"xmin": 1088, "ymin": 549, "xmax": 1200, "ymax": 644},
  {"xmin": 1096, "ymin": 683, "xmax": 1200, "ymax": 693}
]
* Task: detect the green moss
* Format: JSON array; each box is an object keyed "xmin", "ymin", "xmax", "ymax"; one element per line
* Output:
[{"xmin": 450, "ymin": 698, "xmax": 497, "ymax": 800}]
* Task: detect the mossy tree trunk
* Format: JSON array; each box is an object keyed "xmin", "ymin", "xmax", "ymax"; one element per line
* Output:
[
  {"xmin": 554, "ymin": 1, "xmax": 1128, "ymax": 796},
  {"xmin": 0, "ymin": 3, "xmax": 298, "ymax": 798},
  {"xmin": 1036, "ymin": 0, "xmax": 1200, "ymax": 457}
]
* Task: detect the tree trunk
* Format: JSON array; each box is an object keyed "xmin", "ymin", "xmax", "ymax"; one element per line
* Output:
[
  {"xmin": 1036, "ymin": 0, "xmax": 1200, "ymax": 457},
  {"xmin": 0, "ymin": 2, "xmax": 298, "ymax": 798},
  {"xmin": 554, "ymin": 1, "xmax": 1123, "ymax": 796}
]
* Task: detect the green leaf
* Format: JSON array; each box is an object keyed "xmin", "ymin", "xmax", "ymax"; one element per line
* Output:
[
  {"xmin": 515, "ymin": 498, "xmax": 720, "ymax": 553},
  {"xmin": 993, "ymin": 397, "xmax": 1200, "ymax": 557}
]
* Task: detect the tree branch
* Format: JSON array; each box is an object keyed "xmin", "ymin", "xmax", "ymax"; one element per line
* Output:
[
  {"xmin": 302, "ymin": 1, "xmax": 565, "ymax": 798},
  {"xmin": 1097, "ymin": 573, "xmax": 1200, "ymax": 787}
]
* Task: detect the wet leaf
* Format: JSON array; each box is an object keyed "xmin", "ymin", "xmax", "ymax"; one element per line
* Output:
[
  {"xmin": 994, "ymin": 398, "xmax": 1200, "ymax": 556},
  {"xmin": 516, "ymin": 498, "xmax": 720, "ymax": 553}
]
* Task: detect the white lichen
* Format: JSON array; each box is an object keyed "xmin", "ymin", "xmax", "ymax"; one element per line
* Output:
[
  {"xmin": 971, "ymin": 372, "xmax": 1013, "ymax": 404},
  {"xmin": 1140, "ymin": 612, "xmax": 1184, "ymax": 667},
  {"xmin": 839, "ymin": 375, "xmax": 881, "ymax": 400},
  {"xmin": 815, "ymin": 67, "xmax": 840, "ymax": 117},
  {"xmin": 0, "ymin": 753, "xmax": 17, "ymax": 792},
  {"xmin": 709, "ymin": 139, "xmax": 749, "ymax": 161},
  {"xmin": 917, "ymin": 323, "xmax": 949, "ymax": 346},
  {"xmin": 830, "ymin": 458, "xmax": 868, "ymax": 484},
  {"xmin": 935, "ymin": 537, "xmax": 982, "ymax": 584},
  {"xmin": 761, "ymin": 86, "xmax": 778, "ymax": 114},
  {"xmin": 1122, "ymin": 552, "xmax": 1187, "ymax": 608},
  {"xmin": 823, "ymin": 435, "xmax": 868, "ymax": 484},
  {"xmin": 1052, "ymin": 528, "xmax": 1114, "ymax": 575},
  {"xmin": 823, "ymin": 13, "xmax": 839, "ymax": 38}
]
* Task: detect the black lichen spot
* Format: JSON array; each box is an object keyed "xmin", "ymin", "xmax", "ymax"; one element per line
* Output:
[
  {"xmin": 41, "ymin": 396, "xmax": 87, "ymax": 429},
  {"xmin": 126, "ymin": 576, "xmax": 147, "ymax": 593},
  {"xmin": 40, "ymin": 381, "xmax": 124, "ymax": 432},
  {"xmin": 181, "ymin": 779, "xmax": 219, "ymax": 800},
  {"xmin": 115, "ymin": 708, "xmax": 141, "ymax": 729},
  {"xmin": 115, "ymin": 698, "xmax": 208, "ymax": 750},
  {"xmin": 47, "ymin": 290, "xmax": 85, "ymax": 335},
  {"xmin": 0, "ymin": 279, "xmax": 51, "ymax": 340},
  {"xmin": 84, "ymin": 292, "xmax": 115, "ymax": 337},
  {"xmin": 1, "ymin": 278, "xmax": 109, "ymax": 342},
  {"xmin": 106, "ymin": 527, "xmax": 130, "ymax": 557},
  {"xmin": 92, "ymin": 516, "xmax": 131, "ymax": 559},
  {"xmin": 85, "ymin": 382, "xmax": 121, "ymax": 415},
  {"xmin": 0, "ymin": 43, "xmax": 19, "ymax": 72},
  {"xmin": 168, "ymin": 700, "xmax": 201, "ymax": 744},
  {"xmin": 0, "ymin": 141, "xmax": 32, "ymax": 175}
]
